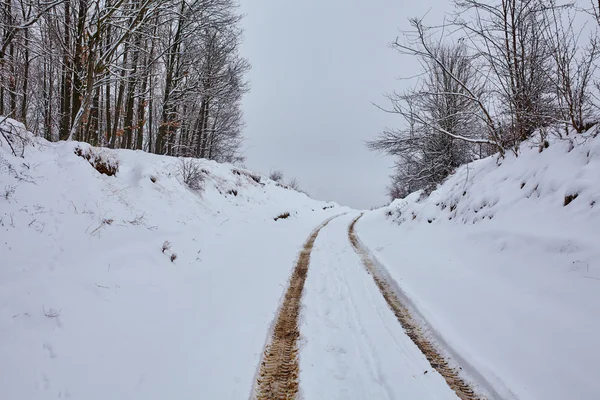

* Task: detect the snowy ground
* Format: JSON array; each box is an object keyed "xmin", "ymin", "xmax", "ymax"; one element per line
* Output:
[
  {"xmin": 300, "ymin": 213, "xmax": 458, "ymax": 400},
  {"xmin": 356, "ymin": 129, "xmax": 600, "ymax": 400},
  {"xmin": 3, "ymin": 120, "xmax": 600, "ymax": 400},
  {"xmin": 0, "ymin": 124, "xmax": 348, "ymax": 399}
]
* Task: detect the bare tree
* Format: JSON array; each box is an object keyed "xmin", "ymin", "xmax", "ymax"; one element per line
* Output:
[
  {"xmin": 544, "ymin": 5, "xmax": 599, "ymax": 133},
  {"xmin": 370, "ymin": 42, "xmax": 489, "ymax": 196},
  {"xmin": 392, "ymin": 19, "xmax": 505, "ymax": 154},
  {"xmin": 372, "ymin": 0, "xmax": 599, "ymax": 200},
  {"xmin": 454, "ymin": 0, "xmax": 558, "ymax": 149}
]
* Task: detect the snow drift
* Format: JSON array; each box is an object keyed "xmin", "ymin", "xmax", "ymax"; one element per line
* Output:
[{"xmin": 357, "ymin": 128, "xmax": 600, "ymax": 400}]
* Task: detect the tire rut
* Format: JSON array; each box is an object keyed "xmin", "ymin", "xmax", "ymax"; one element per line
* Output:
[
  {"xmin": 253, "ymin": 215, "xmax": 340, "ymax": 400},
  {"xmin": 348, "ymin": 214, "xmax": 482, "ymax": 400}
]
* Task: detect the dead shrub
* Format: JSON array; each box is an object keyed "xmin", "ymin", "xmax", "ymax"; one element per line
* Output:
[
  {"xmin": 162, "ymin": 240, "xmax": 171, "ymax": 253},
  {"xmin": 170, "ymin": 253, "xmax": 177, "ymax": 263},
  {"xmin": 274, "ymin": 212, "xmax": 291, "ymax": 221},
  {"xmin": 269, "ymin": 170, "xmax": 284, "ymax": 182},
  {"xmin": 3, "ymin": 185, "xmax": 15, "ymax": 201},
  {"xmin": 179, "ymin": 158, "xmax": 205, "ymax": 191},
  {"xmin": 288, "ymin": 178, "xmax": 301, "ymax": 191},
  {"xmin": 74, "ymin": 146, "xmax": 118, "ymax": 176}
]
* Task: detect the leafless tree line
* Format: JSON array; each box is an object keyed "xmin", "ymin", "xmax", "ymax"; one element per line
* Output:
[
  {"xmin": 0, "ymin": 0, "xmax": 249, "ymax": 162},
  {"xmin": 370, "ymin": 0, "xmax": 600, "ymax": 200}
]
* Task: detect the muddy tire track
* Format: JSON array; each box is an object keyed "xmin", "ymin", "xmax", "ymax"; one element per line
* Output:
[
  {"xmin": 253, "ymin": 215, "xmax": 340, "ymax": 400},
  {"xmin": 348, "ymin": 214, "xmax": 481, "ymax": 400}
]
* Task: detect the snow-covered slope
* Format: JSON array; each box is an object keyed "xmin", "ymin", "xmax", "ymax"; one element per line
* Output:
[
  {"xmin": 0, "ymin": 120, "xmax": 348, "ymax": 399},
  {"xmin": 4, "ymin": 117, "xmax": 600, "ymax": 400},
  {"xmin": 357, "ymin": 129, "xmax": 600, "ymax": 400}
]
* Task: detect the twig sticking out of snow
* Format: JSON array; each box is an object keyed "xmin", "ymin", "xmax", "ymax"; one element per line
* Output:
[
  {"xmin": 94, "ymin": 283, "xmax": 111, "ymax": 289},
  {"xmin": 42, "ymin": 306, "xmax": 62, "ymax": 319},
  {"xmin": 89, "ymin": 218, "xmax": 114, "ymax": 235}
]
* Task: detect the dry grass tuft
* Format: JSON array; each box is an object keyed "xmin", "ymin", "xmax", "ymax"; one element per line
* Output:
[{"xmin": 274, "ymin": 212, "xmax": 291, "ymax": 221}]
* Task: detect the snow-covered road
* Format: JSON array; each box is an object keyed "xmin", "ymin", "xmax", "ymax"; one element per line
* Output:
[
  {"xmin": 298, "ymin": 213, "xmax": 459, "ymax": 399},
  {"xmin": 4, "ymin": 123, "xmax": 599, "ymax": 400}
]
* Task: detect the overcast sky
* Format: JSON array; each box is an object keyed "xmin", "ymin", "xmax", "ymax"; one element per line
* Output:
[{"xmin": 239, "ymin": 0, "xmax": 449, "ymax": 209}]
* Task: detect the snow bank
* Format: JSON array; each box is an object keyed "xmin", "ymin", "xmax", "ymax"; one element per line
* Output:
[
  {"xmin": 0, "ymin": 119, "xmax": 347, "ymax": 399},
  {"xmin": 357, "ymin": 128, "xmax": 600, "ymax": 399},
  {"xmin": 387, "ymin": 128, "xmax": 600, "ymax": 231}
]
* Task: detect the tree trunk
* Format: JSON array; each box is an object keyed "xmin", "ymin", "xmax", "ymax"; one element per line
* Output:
[
  {"xmin": 42, "ymin": 57, "xmax": 53, "ymax": 140},
  {"xmin": 8, "ymin": 41, "xmax": 16, "ymax": 116},
  {"xmin": 109, "ymin": 41, "xmax": 129, "ymax": 148},
  {"xmin": 156, "ymin": 0, "xmax": 184, "ymax": 155},
  {"xmin": 59, "ymin": 0, "xmax": 72, "ymax": 140},
  {"xmin": 136, "ymin": 72, "xmax": 148, "ymax": 150},
  {"xmin": 123, "ymin": 34, "xmax": 140, "ymax": 149},
  {"xmin": 70, "ymin": 0, "xmax": 88, "ymax": 141},
  {"xmin": 84, "ymin": 87, "xmax": 100, "ymax": 145},
  {"xmin": 199, "ymin": 96, "xmax": 210, "ymax": 158},
  {"xmin": 20, "ymin": 27, "xmax": 29, "ymax": 126},
  {"xmin": 147, "ymin": 76, "xmax": 153, "ymax": 152}
]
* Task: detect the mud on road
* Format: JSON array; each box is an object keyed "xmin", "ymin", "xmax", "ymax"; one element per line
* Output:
[
  {"xmin": 348, "ymin": 215, "xmax": 481, "ymax": 400},
  {"xmin": 253, "ymin": 215, "xmax": 340, "ymax": 400}
]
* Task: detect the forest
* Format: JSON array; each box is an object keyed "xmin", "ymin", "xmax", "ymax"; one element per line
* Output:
[{"xmin": 0, "ymin": 0, "xmax": 249, "ymax": 162}]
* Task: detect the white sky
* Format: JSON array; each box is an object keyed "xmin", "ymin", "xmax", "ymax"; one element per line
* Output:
[{"xmin": 239, "ymin": 0, "xmax": 450, "ymax": 209}]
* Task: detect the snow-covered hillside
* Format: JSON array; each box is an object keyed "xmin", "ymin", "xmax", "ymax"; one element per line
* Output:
[
  {"xmin": 3, "ymin": 118, "xmax": 600, "ymax": 400},
  {"xmin": 0, "ymin": 120, "xmax": 348, "ymax": 399},
  {"xmin": 357, "ymin": 129, "xmax": 600, "ymax": 400}
]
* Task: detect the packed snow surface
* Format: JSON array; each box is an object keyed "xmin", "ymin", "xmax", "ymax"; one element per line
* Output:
[
  {"xmin": 300, "ymin": 213, "xmax": 458, "ymax": 400},
  {"xmin": 357, "ymin": 130, "xmax": 600, "ymax": 400}
]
